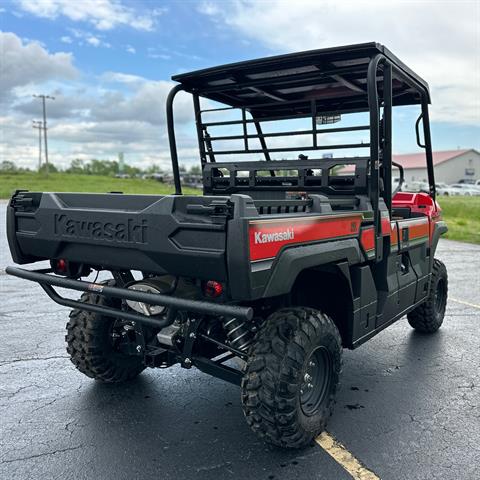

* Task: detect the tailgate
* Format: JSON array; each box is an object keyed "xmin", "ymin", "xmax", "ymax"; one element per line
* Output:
[{"xmin": 7, "ymin": 191, "xmax": 229, "ymax": 280}]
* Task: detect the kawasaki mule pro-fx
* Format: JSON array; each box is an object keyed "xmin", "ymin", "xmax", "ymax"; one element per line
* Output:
[{"xmin": 6, "ymin": 43, "xmax": 448, "ymax": 448}]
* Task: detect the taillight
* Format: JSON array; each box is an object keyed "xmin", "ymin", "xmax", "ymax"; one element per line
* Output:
[
  {"xmin": 50, "ymin": 259, "xmax": 91, "ymax": 278},
  {"xmin": 203, "ymin": 280, "xmax": 223, "ymax": 298},
  {"xmin": 56, "ymin": 258, "xmax": 67, "ymax": 273}
]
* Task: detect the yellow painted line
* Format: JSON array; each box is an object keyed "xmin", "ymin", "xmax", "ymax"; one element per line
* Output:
[
  {"xmin": 450, "ymin": 297, "xmax": 480, "ymax": 310},
  {"xmin": 316, "ymin": 432, "xmax": 380, "ymax": 480}
]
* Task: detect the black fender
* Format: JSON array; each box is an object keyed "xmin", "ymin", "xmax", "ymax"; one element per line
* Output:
[
  {"xmin": 262, "ymin": 238, "xmax": 362, "ymax": 298},
  {"xmin": 430, "ymin": 220, "xmax": 447, "ymax": 267}
]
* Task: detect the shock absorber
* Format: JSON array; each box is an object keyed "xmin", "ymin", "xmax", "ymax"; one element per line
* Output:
[{"xmin": 223, "ymin": 317, "xmax": 253, "ymax": 351}]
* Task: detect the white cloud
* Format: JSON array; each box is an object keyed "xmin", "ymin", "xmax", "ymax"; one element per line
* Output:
[
  {"xmin": 198, "ymin": 0, "xmax": 480, "ymax": 126},
  {"xmin": 90, "ymin": 80, "xmax": 193, "ymax": 126},
  {"xmin": 126, "ymin": 45, "xmax": 136, "ymax": 54},
  {"xmin": 1, "ymin": 113, "xmax": 199, "ymax": 171},
  {"xmin": 101, "ymin": 72, "xmax": 147, "ymax": 85},
  {"xmin": 2, "ymin": 51, "xmax": 198, "ymax": 171},
  {"xmin": 60, "ymin": 35, "xmax": 72, "ymax": 44},
  {"xmin": 148, "ymin": 52, "xmax": 171, "ymax": 60},
  {"xmin": 14, "ymin": 89, "xmax": 91, "ymax": 119},
  {"xmin": 86, "ymin": 36, "xmax": 101, "ymax": 47},
  {"xmin": 68, "ymin": 28, "xmax": 111, "ymax": 48},
  {"xmin": 0, "ymin": 32, "xmax": 77, "ymax": 96},
  {"xmin": 147, "ymin": 47, "xmax": 171, "ymax": 60},
  {"xmin": 197, "ymin": 1, "xmax": 220, "ymax": 17},
  {"xmin": 15, "ymin": 0, "xmax": 162, "ymax": 31}
]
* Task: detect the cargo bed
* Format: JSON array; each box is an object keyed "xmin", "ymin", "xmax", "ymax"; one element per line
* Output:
[{"xmin": 7, "ymin": 191, "xmax": 230, "ymax": 280}]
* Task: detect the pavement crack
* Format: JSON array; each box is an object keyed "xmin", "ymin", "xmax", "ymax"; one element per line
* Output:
[
  {"xmin": 1, "ymin": 444, "xmax": 85, "ymax": 464},
  {"xmin": 0, "ymin": 355, "xmax": 69, "ymax": 366}
]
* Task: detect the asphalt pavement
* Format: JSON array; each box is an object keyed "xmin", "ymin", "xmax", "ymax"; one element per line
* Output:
[{"xmin": 0, "ymin": 200, "xmax": 479, "ymax": 480}]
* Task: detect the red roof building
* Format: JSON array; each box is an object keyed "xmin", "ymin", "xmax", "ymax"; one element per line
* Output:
[{"xmin": 340, "ymin": 149, "xmax": 480, "ymax": 184}]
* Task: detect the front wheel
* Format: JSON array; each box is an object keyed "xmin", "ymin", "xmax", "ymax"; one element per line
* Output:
[
  {"xmin": 408, "ymin": 259, "xmax": 448, "ymax": 333},
  {"xmin": 241, "ymin": 307, "xmax": 342, "ymax": 449}
]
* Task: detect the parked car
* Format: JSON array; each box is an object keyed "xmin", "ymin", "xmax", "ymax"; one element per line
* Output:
[
  {"xmin": 435, "ymin": 182, "xmax": 459, "ymax": 196},
  {"xmin": 404, "ymin": 181, "xmax": 430, "ymax": 193},
  {"xmin": 449, "ymin": 184, "xmax": 480, "ymax": 196},
  {"xmin": 475, "ymin": 179, "xmax": 480, "ymax": 186},
  {"xmin": 458, "ymin": 179, "xmax": 476, "ymax": 185}
]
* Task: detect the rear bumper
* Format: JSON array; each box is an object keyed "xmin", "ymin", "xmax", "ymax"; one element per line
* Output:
[{"xmin": 6, "ymin": 266, "xmax": 253, "ymax": 327}]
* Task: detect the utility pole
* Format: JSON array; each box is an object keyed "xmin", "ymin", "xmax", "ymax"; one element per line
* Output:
[
  {"xmin": 33, "ymin": 94, "xmax": 55, "ymax": 175},
  {"xmin": 32, "ymin": 121, "xmax": 43, "ymax": 171}
]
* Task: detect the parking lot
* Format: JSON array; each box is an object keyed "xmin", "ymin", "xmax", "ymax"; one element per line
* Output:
[{"xmin": 0, "ymin": 200, "xmax": 479, "ymax": 480}]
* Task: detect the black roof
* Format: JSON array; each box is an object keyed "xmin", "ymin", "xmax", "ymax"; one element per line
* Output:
[{"xmin": 173, "ymin": 42, "xmax": 430, "ymax": 118}]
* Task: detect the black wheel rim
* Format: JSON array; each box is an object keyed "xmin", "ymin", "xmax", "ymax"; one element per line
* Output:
[
  {"xmin": 300, "ymin": 346, "xmax": 332, "ymax": 416},
  {"xmin": 434, "ymin": 278, "xmax": 447, "ymax": 318}
]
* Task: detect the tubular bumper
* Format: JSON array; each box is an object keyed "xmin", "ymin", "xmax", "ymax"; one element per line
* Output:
[{"xmin": 6, "ymin": 267, "xmax": 253, "ymax": 328}]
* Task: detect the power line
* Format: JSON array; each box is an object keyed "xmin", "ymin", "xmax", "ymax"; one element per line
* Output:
[
  {"xmin": 33, "ymin": 94, "xmax": 55, "ymax": 175},
  {"xmin": 32, "ymin": 120, "xmax": 43, "ymax": 172}
]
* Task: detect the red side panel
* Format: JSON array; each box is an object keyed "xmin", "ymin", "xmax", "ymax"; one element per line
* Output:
[
  {"xmin": 390, "ymin": 222, "xmax": 399, "ymax": 249},
  {"xmin": 397, "ymin": 217, "xmax": 430, "ymax": 250},
  {"xmin": 392, "ymin": 191, "xmax": 443, "ymax": 241},
  {"xmin": 360, "ymin": 226, "xmax": 375, "ymax": 252},
  {"xmin": 392, "ymin": 192, "xmax": 440, "ymax": 220},
  {"xmin": 248, "ymin": 214, "xmax": 362, "ymax": 261}
]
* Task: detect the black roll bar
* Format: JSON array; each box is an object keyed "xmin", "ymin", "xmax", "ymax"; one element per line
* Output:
[
  {"xmin": 166, "ymin": 84, "xmax": 185, "ymax": 195},
  {"xmin": 383, "ymin": 63, "xmax": 393, "ymax": 212},
  {"xmin": 367, "ymin": 53, "xmax": 436, "ymax": 252},
  {"xmin": 420, "ymin": 98, "xmax": 436, "ymax": 200},
  {"xmin": 414, "ymin": 108, "xmax": 436, "ymax": 200},
  {"xmin": 193, "ymin": 91, "xmax": 208, "ymax": 167},
  {"xmin": 168, "ymin": 53, "xmax": 435, "ymax": 201},
  {"xmin": 6, "ymin": 266, "xmax": 254, "ymax": 322},
  {"xmin": 367, "ymin": 54, "xmax": 386, "ymax": 249}
]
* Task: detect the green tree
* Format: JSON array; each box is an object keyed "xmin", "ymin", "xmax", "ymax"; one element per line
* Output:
[
  {"xmin": 146, "ymin": 164, "xmax": 162, "ymax": 173},
  {"xmin": 89, "ymin": 159, "xmax": 119, "ymax": 176},
  {"xmin": 67, "ymin": 158, "xmax": 86, "ymax": 174},
  {"xmin": 124, "ymin": 164, "xmax": 142, "ymax": 176},
  {"xmin": 39, "ymin": 163, "xmax": 58, "ymax": 173},
  {"xmin": 0, "ymin": 160, "xmax": 17, "ymax": 172},
  {"xmin": 189, "ymin": 165, "xmax": 201, "ymax": 175}
]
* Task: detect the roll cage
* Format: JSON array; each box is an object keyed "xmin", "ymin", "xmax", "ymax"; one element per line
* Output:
[{"xmin": 166, "ymin": 42, "xmax": 435, "ymax": 240}]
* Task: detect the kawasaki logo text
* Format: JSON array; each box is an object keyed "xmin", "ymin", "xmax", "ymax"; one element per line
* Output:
[
  {"xmin": 254, "ymin": 228, "xmax": 294, "ymax": 244},
  {"xmin": 54, "ymin": 214, "xmax": 147, "ymax": 244}
]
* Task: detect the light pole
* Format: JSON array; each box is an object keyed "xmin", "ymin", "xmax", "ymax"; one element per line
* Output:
[
  {"xmin": 32, "ymin": 121, "xmax": 43, "ymax": 172},
  {"xmin": 33, "ymin": 94, "xmax": 55, "ymax": 175}
]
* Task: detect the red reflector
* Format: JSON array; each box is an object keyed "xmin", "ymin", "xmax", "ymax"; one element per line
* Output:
[
  {"xmin": 203, "ymin": 280, "xmax": 223, "ymax": 298},
  {"xmin": 57, "ymin": 259, "xmax": 67, "ymax": 273}
]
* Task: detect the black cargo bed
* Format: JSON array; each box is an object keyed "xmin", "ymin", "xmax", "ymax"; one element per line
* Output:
[{"xmin": 7, "ymin": 191, "xmax": 229, "ymax": 280}]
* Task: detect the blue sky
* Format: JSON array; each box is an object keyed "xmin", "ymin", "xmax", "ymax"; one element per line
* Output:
[{"xmin": 1, "ymin": 0, "xmax": 479, "ymax": 170}]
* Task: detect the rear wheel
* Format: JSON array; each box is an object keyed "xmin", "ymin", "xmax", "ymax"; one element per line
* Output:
[
  {"xmin": 66, "ymin": 281, "xmax": 145, "ymax": 383},
  {"xmin": 241, "ymin": 307, "xmax": 342, "ymax": 449},
  {"xmin": 408, "ymin": 259, "xmax": 448, "ymax": 333}
]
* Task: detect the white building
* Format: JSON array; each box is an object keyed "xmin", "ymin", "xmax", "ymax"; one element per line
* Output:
[{"xmin": 395, "ymin": 149, "xmax": 480, "ymax": 184}]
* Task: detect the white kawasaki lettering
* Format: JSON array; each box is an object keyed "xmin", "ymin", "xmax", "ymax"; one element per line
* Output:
[{"xmin": 254, "ymin": 228, "xmax": 295, "ymax": 244}]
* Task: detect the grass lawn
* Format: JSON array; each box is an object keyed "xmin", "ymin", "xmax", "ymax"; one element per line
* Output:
[
  {"xmin": 438, "ymin": 196, "xmax": 480, "ymax": 245},
  {"xmin": 0, "ymin": 172, "xmax": 198, "ymax": 198},
  {"xmin": 1, "ymin": 173, "xmax": 478, "ymax": 244}
]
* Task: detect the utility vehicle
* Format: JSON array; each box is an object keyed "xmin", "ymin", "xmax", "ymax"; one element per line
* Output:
[{"xmin": 6, "ymin": 43, "xmax": 448, "ymax": 449}]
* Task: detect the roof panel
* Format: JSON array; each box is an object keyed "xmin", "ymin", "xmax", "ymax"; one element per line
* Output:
[{"xmin": 172, "ymin": 42, "xmax": 430, "ymax": 117}]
